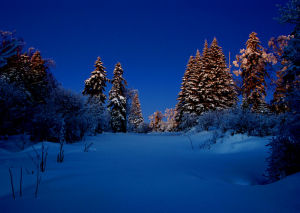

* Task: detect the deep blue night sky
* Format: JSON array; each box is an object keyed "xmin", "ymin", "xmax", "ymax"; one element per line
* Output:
[{"xmin": 0, "ymin": 0, "xmax": 293, "ymax": 119}]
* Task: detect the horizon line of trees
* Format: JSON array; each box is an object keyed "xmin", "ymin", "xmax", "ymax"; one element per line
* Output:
[
  {"xmin": 1, "ymin": 30, "xmax": 297, "ymax": 136},
  {"xmin": 0, "ymin": 28, "xmax": 298, "ymax": 136},
  {"xmin": 0, "ymin": 0, "xmax": 299, "ymax": 137}
]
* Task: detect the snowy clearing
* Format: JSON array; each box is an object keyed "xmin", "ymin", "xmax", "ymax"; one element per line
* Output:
[{"xmin": 0, "ymin": 133, "xmax": 299, "ymax": 213}]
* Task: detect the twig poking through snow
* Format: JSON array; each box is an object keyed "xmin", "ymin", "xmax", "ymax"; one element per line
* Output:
[
  {"xmin": 84, "ymin": 142, "xmax": 94, "ymax": 152},
  {"xmin": 27, "ymin": 143, "xmax": 48, "ymax": 198},
  {"xmin": 9, "ymin": 168, "xmax": 15, "ymax": 200},
  {"xmin": 19, "ymin": 168, "xmax": 22, "ymax": 197},
  {"xmin": 57, "ymin": 120, "xmax": 65, "ymax": 163},
  {"xmin": 40, "ymin": 143, "xmax": 48, "ymax": 172},
  {"xmin": 186, "ymin": 135, "xmax": 194, "ymax": 150},
  {"xmin": 57, "ymin": 141, "xmax": 64, "ymax": 163},
  {"xmin": 35, "ymin": 167, "xmax": 41, "ymax": 198}
]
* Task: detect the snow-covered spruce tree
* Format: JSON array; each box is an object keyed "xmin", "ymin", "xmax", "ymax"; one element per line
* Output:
[
  {"xmin": 124, "ymin": 88, "xmax": 136, "ymax": 130},
  {"xmin": 194, "ymin": 40, "xmax": 210, "ymax": 114},
  {"xmin": 0, "ymin": 33, "xmax": 54, "ymax": 103},
  {"xmin": 185, "ymin": 49, "xmax": 203, "ymax": 115},
  {"xmin": 278, "ymin": 0, "xmax": 300, "ymax": 114},
  {"xmin": 268, "ymin": 36, "xmax": 291, "ymax": 113},
  {"xmin": 176, "ymin": 39, "xmax": 236, "ymax": 130},
  {"xmin": 0, "ymin": 53, "xmax": 29, "ymax": 91},
  {"xmin": 163, "ymin": 108, "xmax": 177, "ymax": 132},
  {"xmin": 28, "ymin": 50, "xmax": 49, "ymax": 103},
  {"xmin": 234, "ymin": 32, "xmax": 269, "ymax": 112},
  {"xmin": 149, "ymin": 111, "xmax": 164, "ymax": 132},
  {"xmin": 176, "ymin": 49, "xmax": 205, "ymax": 129},
  {"xmin": 197, "ymin": 38, "xmax": 237, "ymax": 112},
  {"xmin": 175, "ymin": 55, "xmax": 195, "ymax": 125},
  {"xmin": 128, "ymin": 92, "xmax": 144, "ymax": 132},
  {"xmin": 82, "ymin": 57, "xmax": 108, "ymax": 106},
  {"xmin": 1, "ymin": 48, "xmax": 52, "ymax": 104},
  {"xmin": 82, "ymin": 57, "xmax": 108, "ymax": 132},
  {"xmin": 108, "ymin": 62, "xmax": 127, "ymax": 132},
  {"xmin": 177, "ymin": 49, "xmax": 203, "ymax": 125},
  {"xmin": 193, "ymin": 49, "xmax": 206, "ymax": 114}
]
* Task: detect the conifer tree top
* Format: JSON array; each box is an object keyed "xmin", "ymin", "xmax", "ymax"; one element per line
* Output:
[
  {"xmin": 188, "ymin": 55, "xmax": 194, "ymax": 62},
  {"xmin": 211, "ymin": 37, "xmax": 218, "ymax": 46},
  {"xmin": 93, "ymin": 56, "xmax": 106, "ymax": 72},
  {"xmin": 203, "ymin": 40, "xmax": 209, "ymax": 57},
  {"xmin": 108, "ymin": 62, "xmax": 128, "ymax": 133},
  {"xmin": 31, "ymin": 50, "xmax": 41, "ymax": 60},
  {"xmin": 82, "ymin": 56, "xmax": 108, "ymax": 104},
  {"xmin": 246, "ymin": 32, "xmax": 262, "ymax": 51},
  {"xmin": 195, "ymin": 49, "xmax": 201, "ymax": 59},
  {"xmin": 182, "ymin": 56, "xmax": 194, "ymax": 81},
  {"xmin": 110, "ymin": 62, "xmax": 127, "ymax": 95},
  {"xmin": 31, "ymin": 50, "xmax": 45, "ymax": 66},
  {"xmin": 113, "ymin": 62, "xmax": 124, "ymax": 77}
]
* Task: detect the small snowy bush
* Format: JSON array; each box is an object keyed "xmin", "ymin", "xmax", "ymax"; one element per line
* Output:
[
  {"xmin": 54, "ymin": 88, "xmax": 99, "ymax": 142},
  {"xmin": 196, "ymin": 108, "xmax": 279, "ymax": 137},
  {"xmin": 266, "ymin": 112, "xmax": 300, "ymax": 182},
  {"xmin": 0, "ymin": 79, "xmax": 30, "ymax": 135},
  {"xmin": 266, "ymin": 135, "xmax": 300, "ymax": 182},
  {"xmin": 136, "ymin": 123, "xmax": 152, "ymax": 133},
  {"xmin": 220, "ymin": 108, "xmax": 255, "ymax": 134},
  {"xmin": 30, "ymin": 87, "xmax": 102, "ymax": 143},
  {"xmin": 177, "ymin": 113, "xmax": 198, "ymax": 131},
  {"xmin": 196, "ymin": 111, "xmax": 224, "ymax": 131},
  {"xmin": 30, "ymin": 103, "xmax": 63, "ymax": 142}
]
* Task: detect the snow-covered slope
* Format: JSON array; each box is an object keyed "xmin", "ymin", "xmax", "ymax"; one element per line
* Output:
[{"xmin": 0, "ymin": 133, "xmax": 299, "ymax": 213}]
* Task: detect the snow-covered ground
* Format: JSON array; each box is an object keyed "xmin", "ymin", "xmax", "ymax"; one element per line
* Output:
[{"xmin": 0, "ymin": 132, "xmax": 299, "ymax": 213}]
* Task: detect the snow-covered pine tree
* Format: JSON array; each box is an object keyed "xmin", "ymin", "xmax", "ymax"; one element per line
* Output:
[
  {"xmin": 203, "ymin": 37, "xmax": 237, "ymax": 110},
  {"xmin": 128, "ymin": 92, "xmax": 144, "ymax": 131},
  {"xmin": 2, "ymin": 49, "xmax": 50, "ymax": 103},
  {"xmin": 278, "ymin": 0, "xmax": 300, "ymax": 113},
  {"xmin": 124, "ymin": 88, "xmax": 136, "ymax": 126},
  {"xmin": 195, "ymin": 40, "xmax": 210, "ymax": 114},
  {"xmin": 194, "ymin": 49, "xmax": 202, "ymax": 73},
  {"xmin": 163, "ymin": 108, "xmax": 177, "ymax": 131},
  {"xmin": 0, "ymin": 53, "xmax": 26, "ymax": 87},
  {"xmin": 194, "ymin": 38, "xmax": 237, "ymax": 113},
  {"xmin": 177, "ymin": 39, "xmax": 236, "ymax": 129},
  {"xmin": 28, "ymin": 50, "xmax": 48, "ymax": 103},
  {"xmin": 149, "ymin": 111, "xmax": 164, "ymax": 132},
  {"xmin": 193, "ymin": 49, "xmax": 205, "ymax": 114},
  {"xmin": 234, "ymin": 32, "xmax": 268, "ymax": 112},
  {"xmin": 108, "ymin": 62, "xmax": 127, "ymax": 132},
  {"xmin": 268, "ymin": 36, "xmax": 291, "ymax": 113},
  {"xmin": 82, "ymin": 57, "xmax": 108, "ymax": 132},
  {"xmin": 184, "ymin": 49, "xmax": 202, "ymax": 115},
  {"xmin": 175, "ymin": 55, "xmax": 195, "ymax": 124},
  {"xmin": 82, "ymin": 57, "xmax": 108, "ymax": 106}
]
